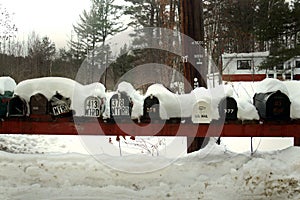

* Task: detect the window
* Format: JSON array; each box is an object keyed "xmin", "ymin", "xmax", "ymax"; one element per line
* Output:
[
  {"xmin": 237, "ymin": 60, "xmax": 252, "ymax": 70},
  {"xmin": 276, "ymin": 63, "xmax": 284, "ymax": 70},
  {"xmin": 296, "ymin": 61, "xmax": 300, "ymax": 68}
]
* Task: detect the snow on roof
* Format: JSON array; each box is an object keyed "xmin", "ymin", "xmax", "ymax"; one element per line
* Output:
[
  {"xmin": 222, "ymin": 51, "xmax": 269, "ymax": 59},
  {"xmin": 0, "ymin": 77, "xmax": 16, "ymax": 95}
]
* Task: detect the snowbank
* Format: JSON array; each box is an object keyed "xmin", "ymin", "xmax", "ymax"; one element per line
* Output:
[
  {"xmin": 0, "ymin": 76, "xmax": 16, "ymax": 95},
  {"xmin": 0, "ymin": 141, "xmax": 299, "ymax": 199}
]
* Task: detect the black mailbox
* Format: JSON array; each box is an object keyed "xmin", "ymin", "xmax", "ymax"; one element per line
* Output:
[
  {"xmin": 110, "ymin": 92, "xmax": 132, "ymax": 120},
  {"xmin": 218, "ymin": 97, "xmax": 238, "ymax": 121},
  {"xmin": 143, "ymin": 95, "xmax": 160, "ymax": 120},
  {"xmin": 49, "ymin": 92, "xmax": 72, "ymax": 117},
  {"xmin": 85, "ymin": 96, "xmax": 105, "ymax": 117},
  {"xmin": 8, "ymin": 96, "xmax": 27, "ymax": 117},
  {"xmin": 0, "ymin": 91, "xmax": 13, "ymax": 117},
  {"xmin": 253, "ymin": 90, "xmax": 290, "ymax": 120},
  {"xmin": 30, "ymin": 93, "xmax": 49, "ymax": 115}
]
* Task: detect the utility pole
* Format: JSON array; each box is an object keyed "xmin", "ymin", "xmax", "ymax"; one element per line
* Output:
[{"xmin": 180, "ymin": 0, "xmax": 209, "ymax": 153}]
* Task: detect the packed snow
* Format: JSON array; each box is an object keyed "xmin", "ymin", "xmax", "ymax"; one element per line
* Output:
[
  {"xmin": 9, "ymin": 77, "xmax": 300, "ymax": 120},
  {"xmin": 0, "ymin": 76, "xmax": 16, "ymax": 95},
  {"xmin": 14, "ymin": 77, "xmax": 106, "ymax": 116},
  {"xmin": 0, "ymin": 138, "xmax": 299, "ymax": 200}
]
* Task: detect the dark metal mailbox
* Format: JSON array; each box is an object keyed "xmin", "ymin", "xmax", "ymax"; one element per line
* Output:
[
  {"xmin": 85, "ymin": 96, "xmax": 105, "ymax": 117},
  {"xmin": 143, "ymin": 95, "xmax": 160, "ymax": 120},
  {"xmin": 30, "ymin": 93, "xmax": 49, "ymax": 115},
  {"xmin": 8, "ymin": 96, "xmax": 27, "ymax": 117},
  {"xmin": 0, "ymin": 91, "xmax": 13, "ymax": 117},
  {"xmin": 218, "ymin": 97, "xmax": 238, "ymax": 121},
  {"xmin": 253, "ymin": 90, "xmax": 290, "ymax": 120},
  {"xmin": 110, "ymin": 92, "xmax": 132, "ymax": 120},
  {"xmin": 49, "ymin": 92, "xmax": 72, "ymax": 116}
]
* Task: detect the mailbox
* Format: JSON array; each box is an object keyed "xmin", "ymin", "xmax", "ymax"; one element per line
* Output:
[
  {"xmin": 49, "ymin": 92, "xmax": 72, "ymax": 116},
  {"xmin": 218, "ymin": 97, "xmax": 238, "ymax": 121},
  {"xmin": 30, "ymin": 93, "xmax": 49, "ymax": 115},
  {"xmin": 8, "ymin": 95, "xmax": 27, "ymax": 117},
  {"xmin": 110, "ymin": 92, "xmax": 132, "ymax": 120},
  {"xmin": 0, "ymin": 91, "xmax": 13, "ymax": 117},
  {"xmin": 143, "ymin": 95, "xmax": 160, "ymax": 120},
  {"xmin": 84, "ymin": 96, "xmax": 105, "ymax": 117},
  {"xmin": 192, "ymin": 100, "xmax": 212, "ymax": 123},
  {"xmin": 253, "ymin": 90, "xmax": 290, "ymax": 120}
]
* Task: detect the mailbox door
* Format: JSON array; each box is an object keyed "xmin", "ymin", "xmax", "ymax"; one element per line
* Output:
[
  {"xmin": 192, "ymin": 101, "xmax": 211, "ymax": 123},
  {"xmin": 143, "ymin": 95, "xmax": 160, "ymax": 120},
  {"xmin": 219, "ymin": 97, "xmax": 238, "ymax": 121},
  {"xmin": 50, "ymin": 93, "xmax": 71, "ymax": 116},
  {"xmin": 110, "ymin": 93, "xmax": 132, "ymax": 119},
  {"xmin": 267, "ymin": 91, "xmax": 290, "ymax": 120},
  {"xmin": 0, "ymin": 91, "xmax": 13, "ymax": 117},
  {"xmin": 30, "ymin": 93, "xmax": 48, "ymax": 115},
  {"xmin": 85, "ymin": 96, "xmax": 102, "ymax": 117},
  {"xmin": 8, "ymin": 96, "xmax": 27, "ymax": 117}
]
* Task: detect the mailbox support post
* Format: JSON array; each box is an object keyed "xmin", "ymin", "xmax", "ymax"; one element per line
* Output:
[
  {"xmin": 180, "ymin": 0, "xmax": 208, "ymax": 153},
  {"xmin": 294, "ymin": 137, "xmax": 300, "ymax": 146}
]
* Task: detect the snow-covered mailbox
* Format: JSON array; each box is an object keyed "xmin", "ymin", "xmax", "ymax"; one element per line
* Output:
[
  {"xmin": 253, "ymin": 90, "xmax": 290, "ymax": 120},
  {"xmin": 0, "ymin": 91, "xmax": 13, "ymax": 117},
  {"xmin": 49, "ymin": 92, "xmax": 72, "ymax": 117},
  {"xmin": 143, "ymin": 95, "xmax": 160, "ymax": 121},
  {"xmin": 8, "ymin": 96, "xmax": 27, "ymax": 117},
  {"xmin": 84, "ymin": 96, "xmax": 105, "ymax": 117},
  {"xmin": 192, "ymin": 100, "xmax": 212, "ymax": 123},
  {"xmin": 110, "ymin": 92, "xmax": 132, "ymax": 121},
  {"xmin": 218, "ymin": 97, "xmax": 238, "ymax": 121},
  {"xmin": 29, "ymin": 93, "xmax": 49, "ymax": 115}
]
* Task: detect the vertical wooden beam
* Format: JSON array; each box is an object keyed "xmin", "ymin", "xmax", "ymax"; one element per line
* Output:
[
  {"xmin": 181, "ymin": 0, "xmax": 206, "ymax": 92},
  {"xmin": 180, "ymin": 0, "xmax": 208, "ymax": 153},
  {"xmin": 294, "ymin": 137, "xmax": 300, "ymax": 147}
]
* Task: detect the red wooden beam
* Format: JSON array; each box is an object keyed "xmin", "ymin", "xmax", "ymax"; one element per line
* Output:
[{"xmin": 0, "ymin": 118, "xmax": 300, "ymax": 138}]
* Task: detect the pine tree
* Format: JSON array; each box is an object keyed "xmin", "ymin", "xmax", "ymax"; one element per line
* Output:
[
  {"xmin": 71, "ymin": 0, "xmax": 125, "ymax": 84},
  {"xmin": 27, "ymin": 33, "xmax": 56, "ymax": 77}
]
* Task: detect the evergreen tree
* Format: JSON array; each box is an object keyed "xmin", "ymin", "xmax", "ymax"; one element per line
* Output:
[
  {"xmin": 71, "ymin": 0, "xmax": 125, "ymax": 61},
  {"xmin": 27, "ymin": 33, "xmax": 56, "ymax": 77},
  {"xmin": 71, "ymin": 0, "xmax": 125, "ymax": 84}
]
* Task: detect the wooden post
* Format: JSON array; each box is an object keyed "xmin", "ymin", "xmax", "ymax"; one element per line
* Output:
[
  {"xmin": 180, "ymin": 0, "xmax": 208, "ymax": 153},
  {"xmin": 294, "ymin": 137, "xmax": 300, "ymax": 147}
]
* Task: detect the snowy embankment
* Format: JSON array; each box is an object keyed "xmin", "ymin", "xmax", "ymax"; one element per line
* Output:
[{"xmin": 0, "ymin": 142, "xmax": 299, "ymax": 200}]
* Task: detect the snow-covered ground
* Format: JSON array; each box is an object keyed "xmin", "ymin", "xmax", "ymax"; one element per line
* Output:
[{"xmin": 0, "ymin": 138, "xmax": 299, "ymax": 200}]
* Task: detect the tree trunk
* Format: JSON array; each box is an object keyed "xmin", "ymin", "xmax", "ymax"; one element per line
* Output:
[{"xmin": 181, "ymin": 0, "xmax": 209, "ymax": 153}]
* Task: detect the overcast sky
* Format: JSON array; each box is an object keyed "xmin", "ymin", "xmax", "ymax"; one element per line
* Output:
[{"xmin": 0, "ymin": 0, "xmax": 91, "ymax": 48}]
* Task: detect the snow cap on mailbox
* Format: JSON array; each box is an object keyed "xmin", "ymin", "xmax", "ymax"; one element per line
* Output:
[{"xmin": 145, "ymin": 84, "xmax": 180, "ymax": 120}]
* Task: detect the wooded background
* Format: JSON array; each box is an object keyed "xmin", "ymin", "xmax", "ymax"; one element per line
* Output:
[{"xmin": 0, "ymin": 0, "xmax": 299, "ymax": 88}]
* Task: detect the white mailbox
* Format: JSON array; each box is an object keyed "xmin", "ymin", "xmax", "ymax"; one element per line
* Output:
[{"xmin": 192, "ymin": 100, "xmax": 212, "ymax": 123}]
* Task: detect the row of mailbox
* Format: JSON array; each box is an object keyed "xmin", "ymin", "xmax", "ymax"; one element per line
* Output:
[{"xmin": 0, "ymin": 90, "xmax": 291, "ymax": 122}]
